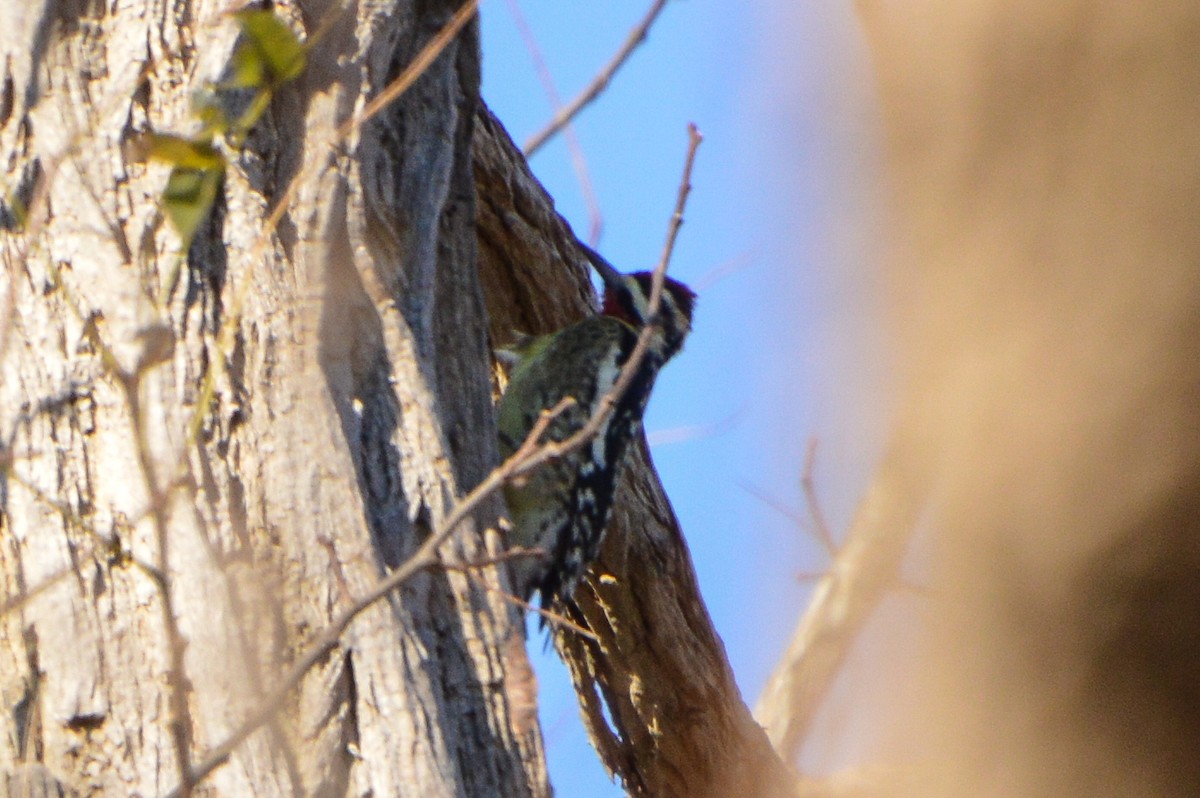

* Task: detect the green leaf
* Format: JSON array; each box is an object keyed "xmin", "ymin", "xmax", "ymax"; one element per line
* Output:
[
  {"xmin": 191, "ymin": 88, "xmax": 232, "ymax": 137},
  {"xmin": 226, "ymin": 40, "xmax": 268, "ymax": 90},
  {"xmin": 228, "ymin": 88, "xmax": 274, "ymax": 143},
  {"xmin": 162, "ymin": 164, "xmax": 223, "ymax": 246},
  {"xmin": 144, "ymin": 133, "xmax": 224, "ymax": 171},
  {"xmin": 234, "ymin": 10, "xmax": 307, "ymax": 85}
]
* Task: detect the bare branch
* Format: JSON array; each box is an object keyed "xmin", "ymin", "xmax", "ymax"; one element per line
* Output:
[
  {"xmin": 740, "ymin": 481, "xmax": 809, "ymax": 533},
  {"xmin": 1, "ymin": 468, "xmax": 165, "ymax": 579},
  {"xmin": 336, "ymin": 0, "xmax": 479, "ymax": 142},
  {"xmin": 753, "ymin": 438, "xmax": 923, "ymax": 763},
  {"xmin": 438, "ymin": 546, "xmax": 547, "ymax": 571},
  {"xmin": 503, "ymin": 0, "xmax": 604, "ymax": 242},
  {"xmin": 523, "ymin": 0, "xmax": 671, "ymax": 157},
  {"xmin": 7, "ymin": 267, "xmax": 196, "ymax": 792},
  {"xmin": 692, "ymin": 251, "xmax": 754, "ymax": 293},
  {"xmin": 802, "ymin": 439, "xmax": 837, "ymax": 555},
  {"xmin": 0, "ymin": 563, "xmax": 82, "ymax": 619},
  {"xmin": 118, "ymin": 352, "xmax": 194, "ymax": 798},
  {"xmin": 441, "ymin": 561, "xmax": 601, "ymax": 641},
  {"xmin": 0, "ymin": 58, "xmax": 154, "ymax": 366}
]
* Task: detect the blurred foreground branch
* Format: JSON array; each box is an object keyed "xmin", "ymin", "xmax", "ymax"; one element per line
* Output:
[{"xmin": 754, "ymin": 438, "xmax": 922, "ymax": 763}]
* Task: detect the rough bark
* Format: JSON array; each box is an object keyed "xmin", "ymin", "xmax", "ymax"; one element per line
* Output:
[
  {"xmin": 0, "ymin": 1, "xmax": 793, "ymax": 795},
  {"xmin": 561, "ymin": 446, "xmax": 797, "ymax": 798},
  {"xmin": 0, "ymin": 2, "xmax": 546, "ymax": 796},
  {"xmin": 473, "ymin": 109, "xmax": 798, "ymax": 798}
]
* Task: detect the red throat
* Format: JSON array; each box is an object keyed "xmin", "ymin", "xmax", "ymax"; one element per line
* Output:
[{"xmin": 602, "ymin": 288, "xmax": 635, "ymax": 325}]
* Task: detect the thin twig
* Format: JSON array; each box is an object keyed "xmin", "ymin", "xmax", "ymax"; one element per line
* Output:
[
  {"xmin": 802, "ymin": 439, "xmax": 837, "ymax": 555},
  {"xmin": 738, "ymin": 439, "xmax": 838, "ymax": 557},
  {"xmin": 336, "ymin": 1, "xmax": 478, "ymax": 143},
  {"xmin": 44, "ymin": 256, "xmax": 195, "ymax": 795},
  {"xmin": 524, "ymin": 0, "xmax": 670, "ymax": 157},
  {"xmin": 168, "ymin": 123, "xmax": 704, "ymax": 798},
  {"xmin": 645, "ymin": 414, "xmax": 738, "ymax": 448},
  {"xmin": 438, "ymin": 546, "xmax": 547, "ymax": 571},
  {"xmin": 0, "ymin": 561, "xmax": 84, "ymax": 618},
  {"xmin": 693, "ymin": 251, "xmax": 754, "ymax": 293},
  {"xmin": 794, "ymin": 570, "xmax": 827, "ymax": 584},
  {"xmin": 121, "ymin": 370, "xmax": 194, "ymax": 797},
  {"xmin": 504, "ymin": 0, "xmax": 603, "ymax": 242},
  {"xmin": 753, "ymin": 438, "xmax": 922, "ymax": 762},
  {"xmin": 0, "ymin": 59, "xmax": 154, "ymax": 370},
  {"xmin": 441, "ymin": 561, "xmax": 601, "ymax": 641},
  {"xmin": 644, "ymin": 123, "xmax": 702, "ymax": 315},
  {"xmin": 2, "ymin": 467, "xmax": 164, "ymax": 578},
  {"xmin": 0, "ymin": 251, "xmax": 16, "ymax": 369},
  {"xmin": 739, "ymin": 481, "xmax": 809, "ymax": 531},
  {"xmin": 20, "ymin": 265, "xmax": 196, "ymax": 791}
]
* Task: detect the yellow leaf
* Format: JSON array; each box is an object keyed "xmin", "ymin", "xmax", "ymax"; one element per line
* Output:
[
  {"xmin": 145, "ymin": 134, "xmax": 224, "ymax": 171},
  {"xmin": 162, "ymin": 165, "xmax": 223, "ymax": 246},
  {"xmin": 234, "ymin": 9, "xmax": 307, "ymax": 85}
]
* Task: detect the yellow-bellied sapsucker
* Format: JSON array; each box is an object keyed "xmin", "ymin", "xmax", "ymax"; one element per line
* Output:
[{"xmin": 497, "ymin": 245, "xmax": 696, "ymax": 620}]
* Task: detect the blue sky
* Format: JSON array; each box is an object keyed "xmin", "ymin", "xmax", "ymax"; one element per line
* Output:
[{"xmin": 480, "ymin": 2, "xmax": 884, "ymax": 793}]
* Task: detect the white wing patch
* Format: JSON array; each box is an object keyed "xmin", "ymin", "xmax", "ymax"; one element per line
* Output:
[{"xmin": 590, "ymin": 345, "xmax": 623, "ymax": 472}]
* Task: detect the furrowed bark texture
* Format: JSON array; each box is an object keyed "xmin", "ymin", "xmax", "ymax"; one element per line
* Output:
[
  {"xmin": 0, "ymin": 2, "xmax": 546, "ymax": 796},
  {"xmin": 473, "ymin": 109, "xmax": 797, "ymax": 798}
]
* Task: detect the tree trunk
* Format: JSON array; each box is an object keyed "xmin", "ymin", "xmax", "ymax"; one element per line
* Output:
[
  {"xmin": 0, "ymin": 2, "xmax": 797, "ymax": 796},
  {"xmin": 0, "ymin": 2, "xmax": 545, "ymax": 795},
  {"xmin": 474, "ymin": 110, "xmax": 797, "ymax": 798}
]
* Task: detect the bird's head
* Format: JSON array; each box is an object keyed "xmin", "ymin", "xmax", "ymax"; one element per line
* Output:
[{"xmin": 582, "ymin": 245, "xmax": 697, "ymax": 360}]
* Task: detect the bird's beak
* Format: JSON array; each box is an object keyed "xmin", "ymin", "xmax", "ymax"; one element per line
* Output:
[{"xmin": 578, "ymin": 242, "xmax": 624, "ymax": 290}]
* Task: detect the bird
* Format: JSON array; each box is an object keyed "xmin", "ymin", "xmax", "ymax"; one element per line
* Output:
[{"xmin": 496, "ymin": 244, "xmax": 696, "ymax": 621}]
